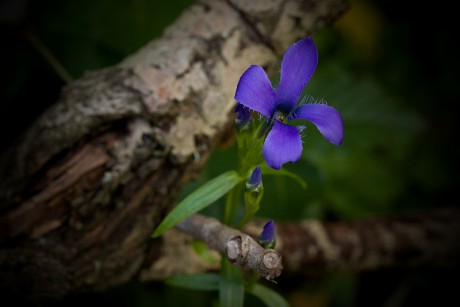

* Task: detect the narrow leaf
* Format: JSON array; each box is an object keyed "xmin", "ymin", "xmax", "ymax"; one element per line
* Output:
[
  {"xmin": 152, "ymin": 171, "xmax": 242, "ymax": 237},
  {"xmin": 191, "ymin": 240, "xmax": 220, "ymax": 265},
  {"xmin": 166, "ymin": 273, "xmax": 220, "ymax": 291},
  {"xmin": 260, "ymin": 165, "xmax": 307, "ymax": 189},
  {"xmin": 249, "ymin": 284, "xmax": 290, "ymax": 307},
  {"xmin": 220, "ymin": 260, "xmax": 244, "ymax": 307}
]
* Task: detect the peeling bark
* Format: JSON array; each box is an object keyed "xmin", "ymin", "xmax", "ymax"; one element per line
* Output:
[{"xmin": 0, "ymin": 0, "xmax": 348, "ymax": 303}]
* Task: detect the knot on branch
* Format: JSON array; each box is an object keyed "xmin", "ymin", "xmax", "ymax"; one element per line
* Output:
[
  {"xmin": 226, "ymin": 234, "xmax": 283, "ymax": 281},
  {"xmin": 259, "ymin": 249, "xmax": 283, "ymax": 281}
]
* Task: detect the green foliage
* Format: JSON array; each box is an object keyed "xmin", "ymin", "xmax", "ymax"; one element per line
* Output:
[
  {"xmin": 166, "ymin": 274, "xmax": 220, "ymax": 291},
  {"xmin": 32, "ymin": 0, "xmax": 195, "ymax": 77},
  {"xmin": 249, "ymin": 284, "xmax": 291, "ymax": 307},
  {"xmin": 152, "ymin": 171, "xmax": 243, "ymax": 237},
  {"xmin": 165, "ymin": 271, "xmax": 291, "ymax": 307},
  {"xmin": 219, "ymin": 260, "xmax": 245, "ymax": 307},
  {"xmin": 190, "ymin": 241, "xmax": 220, "ymax": 266},
  {"xmin": 298, "ymin": 57, "xmax": 425, "ymax": 218}
]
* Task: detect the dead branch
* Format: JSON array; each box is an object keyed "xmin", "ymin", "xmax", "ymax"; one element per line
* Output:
[
  {"xmin": 177, "ymin": 214, "xmax": 283, "ymax": 281},
  {"xmin": 138, "ymin": 208, "xmax": 460, "ymax": 284},
  {"xmin": 245, "ymin": 207, "xmax": 460, "ymax": 274}
]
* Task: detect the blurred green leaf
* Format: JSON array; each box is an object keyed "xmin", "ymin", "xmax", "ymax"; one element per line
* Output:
[
  {"xmin": 191, "ymin": 240, "xmax": 220, "ymax": 266},
  {"xmin": 33, "ymin": 0, "xmax": 194, "ymax": 77},
  {"xmin": 166, "ymin": 274, "xmax": 220, "ymax": 291},
  {"xmin": 325, "ymin": 270, "xmax": 357, "ymax": 307},
  {"xmin": 249, "ymin": 284, "xmax": 290, "ymax": 307},
  {"xmin": 297, "ymin": 58, "xmax": 426, "ymax": 218},
  {"xmin": 220, "ymin": 260, "xmax": 244, "ymax": 307},
  {"xmin": 152, "ymin": 171, "xmax": 243, "ymax": 237}
]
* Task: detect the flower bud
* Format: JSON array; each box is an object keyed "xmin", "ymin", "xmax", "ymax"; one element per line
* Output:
[
  {"xmin": 258, "ymin": 220, "xmax": 276, "ymax": 248},
  {"xmin": 246, "ymin": 166, "xmax": 262, "ymax": 191},
  {"xmin": 242, "ymin": 166, "xmax": 264, "ymax": 224},
  {"xmin": 245, "ymin": 166, "xmax": 263, "ymax": 207},
  {"xmin": 234, "ymin": 103, "xmax": 251, "ymax": 128}
]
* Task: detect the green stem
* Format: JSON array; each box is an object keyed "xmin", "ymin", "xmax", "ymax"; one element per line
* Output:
[
  {"xmin": 219, "ymin": 257, "xmax": 244, "ymax": 307},
  {"xmin": 245, "ymin": 271, "xmax": 260, "ymax": 291},
  {"xmin": 237, "ymin": 210, "xmax": 254, "ymax": 229},
  {"xmin": 224, "ymin": 181, "xmax": 242, "ymax": 225}
]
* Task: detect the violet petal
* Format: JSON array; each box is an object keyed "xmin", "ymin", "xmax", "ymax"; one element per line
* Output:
[
  {"xmin": 292, "ymin": 104, "xmax": 344, "ymax": 145},
  {"xmin": 262, "ymin": 121, "xmax": 303, "ymax": 170},
  {"xmin": 234, "ymin": 65, "xmax": 277, "ymax": 117},
  {"xmin": 276, "ymin": 37, "xmax": 318, "ymax": 113}
]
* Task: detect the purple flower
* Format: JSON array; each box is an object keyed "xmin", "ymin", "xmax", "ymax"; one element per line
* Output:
[{"xmin": 234, "ymin": 37, "xmax": 344, "ymax": 170}]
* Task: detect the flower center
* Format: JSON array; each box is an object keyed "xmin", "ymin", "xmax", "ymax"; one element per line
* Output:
[{"xmin": 275, "ymin": 111, "xmax": 287, "ymax": 124}]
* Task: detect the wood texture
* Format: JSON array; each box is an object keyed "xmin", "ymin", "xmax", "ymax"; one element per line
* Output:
[{"xmin": 245, "ymin": 208, "xmax": 460, "ymax": 275}]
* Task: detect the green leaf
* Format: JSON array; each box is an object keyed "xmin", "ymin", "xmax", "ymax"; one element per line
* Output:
[
  {"xmin": 260, "ymin": 165, "xmax": 307, "ymax": 189},
  {"xmin": 190, "ymin": 240, "xmax": 220, "ymax": 266},
  {"xmin": 166, "ymin": 273, "xmax": 220, "ymax": 291},
  {"xmin": 152, "ymin": 171, "xmax": 243, "ymax": 237},
  {"xmin": 220, "ymin": 260, "xmax": 244, "ymax": 307},
  {"xmin": 249, "ymin": 284, "xmax": 290, "ymax": 307}
]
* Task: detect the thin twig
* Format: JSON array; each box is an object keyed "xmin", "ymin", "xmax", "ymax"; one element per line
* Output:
[{"xmin": 27, "ymin": 33, "xmax": 73, "ymax": 84}]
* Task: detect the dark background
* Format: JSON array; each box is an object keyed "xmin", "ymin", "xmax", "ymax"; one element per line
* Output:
[{"xmin": 1, "ymin": 0, "xmax": 459, "ymax": 306}]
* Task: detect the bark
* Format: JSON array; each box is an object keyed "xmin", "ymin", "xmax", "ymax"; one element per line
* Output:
[
  {"xmin": 0, "ymin": 0, "xmax": 348, "ymax": 303},
  {"xmin": 244, "ymin": 207, "xmax": 460, "ymax": 275},
  {"xmin": 142, "ymin": 208, "xmax": 460, "ymax": 284},
  {"xmin": 177, "ymin": 215, "xmax": 283, "ymax": 281}
]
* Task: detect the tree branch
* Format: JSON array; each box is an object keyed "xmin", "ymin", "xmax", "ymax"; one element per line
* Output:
[
  {"xmin": 245, "ymin": 208, "xmax": 460, "ymax": 274},
  {"xmin": 177, "ymin": 214, "xmax": 282, "ymax": 281},
  {"xmin": 140, "ymin": 208, "xmax": 460, "ymax": 283}
]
